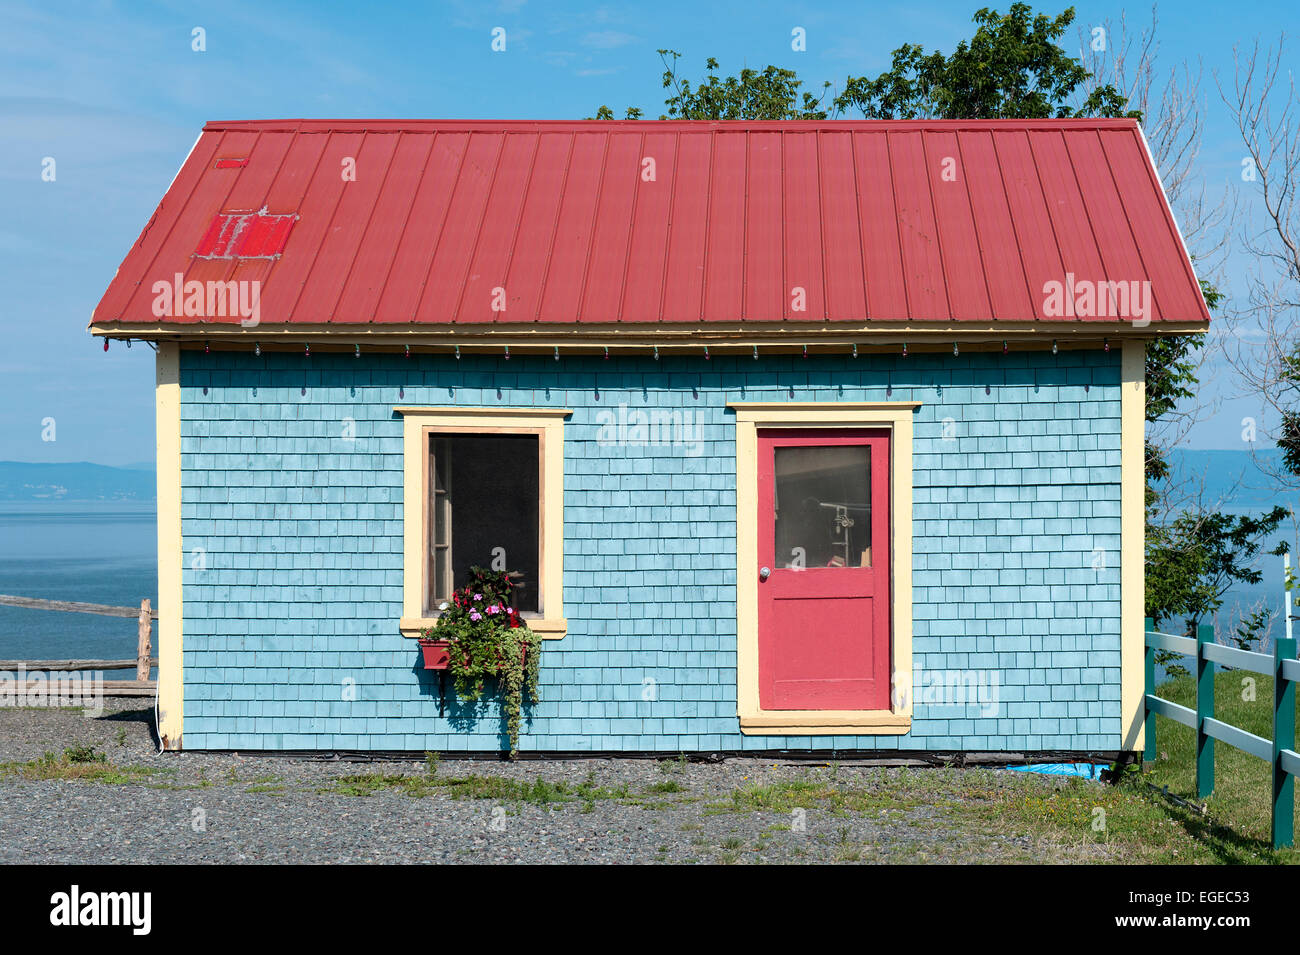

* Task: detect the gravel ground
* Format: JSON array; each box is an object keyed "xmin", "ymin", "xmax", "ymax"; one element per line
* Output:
[{"xmin": 0, "ymin": 701, "xmax": 1119, "ymax": 864}]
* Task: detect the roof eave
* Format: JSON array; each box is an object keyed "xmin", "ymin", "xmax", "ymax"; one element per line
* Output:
[{"xmin": 89, "ymin": 319, "xmax": 1210, "ymax": 347}]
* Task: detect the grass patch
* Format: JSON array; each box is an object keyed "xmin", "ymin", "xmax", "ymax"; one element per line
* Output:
[
  {"xmin": 707, "ymin": 779, "xmax": 902, "ymax": 816},
  {"xmin": 0, "ymin": 749, "xmax": 171, "ymax": 786},
  {"xmin": 1141, "ymin": 671, "xmax": 1300, "ymax": 864},
  {"xmin": 243, "ymin": 772, "xmax": 285, "ymax": 792},
  {"xmin": 928, "ymin": 670, "xmax": 1300, "ymax": 864},
  {"xmin": 320, "ymin": 771, "xmax": 641, "ymax": 807},
  {"xmin": 645, "ymin": 780, "xmax": 685, "ymax": 793},
  {"xmin": 63, "ymin": 745, "xmax": 104, "ymax": 764},
  {"xmin": 0, "ymin": 706, "xmax": 87, "ymax": 712},
  {"xmin": 658, "ymin": 753, "xmax": 689, "ymax": 775},
  {"xmin": 947, "ymin": 771, "xmax": 1178, "ymax": 861},
  {"xmin": 699, "ymin": 764, "xmax": 1298, "ymax": 864}
]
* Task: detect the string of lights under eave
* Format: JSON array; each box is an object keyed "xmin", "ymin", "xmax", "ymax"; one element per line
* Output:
[{"xmin": 101, "ymin": 336, "xmax": 1116, "ymax": 358}]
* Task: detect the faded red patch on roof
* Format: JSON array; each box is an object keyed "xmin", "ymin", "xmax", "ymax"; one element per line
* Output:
[{"xmin": 194, "ymin": 211, "xmax": 296, "ymax": 258}]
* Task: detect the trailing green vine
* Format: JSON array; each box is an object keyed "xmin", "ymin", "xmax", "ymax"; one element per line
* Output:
[{"xmin": 423, "ymin": 567, "xmax": 541, "ymax": 756}]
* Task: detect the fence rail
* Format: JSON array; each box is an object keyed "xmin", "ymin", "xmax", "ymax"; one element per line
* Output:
[
  {"xmin": 0, "ymin": 595, "xmax": 157, "ymax": 696},
  {"xmin": 1202, "ymin": 642, "xmax": 1273, "ymax": 675},
  {"xmin": 0, "ymin": 659, "xmax": 157, "ymax": 671},
  {"xmin": 1146, "ymin": 630, "xmax": 1197, "ymax": 656},
  {"xmin": 1144, "ymin": 618, "xmax": 1298, "ymax": 849},
  {"xmin": 1144, "ymin": 694, "xmax": 1195, "ymax": 729},
  {"xmin": 0, "ymin": 594, "xmax": 158, "ymax": 620}
]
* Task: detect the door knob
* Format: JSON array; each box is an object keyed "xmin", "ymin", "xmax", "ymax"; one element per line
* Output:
[{"xmin": 759, "ymin": 566, "xmax": 771, "ymax": 580}]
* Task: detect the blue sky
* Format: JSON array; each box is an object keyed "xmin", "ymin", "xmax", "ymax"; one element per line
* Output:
[{"xmin": 0, "ymin": 0, "xmax": 1294, "ymax": 465}]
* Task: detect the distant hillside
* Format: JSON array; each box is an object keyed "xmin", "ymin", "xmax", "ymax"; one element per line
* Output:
[{"xmin": 0, "ymin": 462, "xmax": 155, "ymax": 501}]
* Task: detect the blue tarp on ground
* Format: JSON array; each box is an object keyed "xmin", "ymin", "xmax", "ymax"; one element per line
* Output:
[{"xmin": 1001, "ymin": 762, "xmax": 1108, "ymax": 779}]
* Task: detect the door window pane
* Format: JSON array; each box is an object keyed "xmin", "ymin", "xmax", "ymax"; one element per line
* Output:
[
  {"xmin": 774, "ymin": 445, "xmax": 871, "ymax": 568},
  {"xmin": 428, "ymin": 433, "xmax": 540, "ymax": 613}
]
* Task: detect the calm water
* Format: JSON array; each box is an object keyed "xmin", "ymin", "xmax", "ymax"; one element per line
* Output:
[{"xmin": 0, "ymin": 502, "xmax": 157, "ymax": 661}]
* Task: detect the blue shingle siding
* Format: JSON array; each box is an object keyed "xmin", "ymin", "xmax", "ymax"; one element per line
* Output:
[{"xmin": 177, "ymin": 348, "xmax": 1122, "ymax": 752}]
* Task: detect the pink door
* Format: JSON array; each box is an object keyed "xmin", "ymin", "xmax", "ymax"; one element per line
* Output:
[{"xmin": 756, "ymin": 429, "xmax": 891, "ymax": 710}]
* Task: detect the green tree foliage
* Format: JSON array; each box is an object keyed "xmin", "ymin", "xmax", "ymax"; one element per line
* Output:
[
  {"xmin": 1141, "ymin": 276, "xmax": 1286, "ymax": 652},
  {"xmin": 595, "ymin": 49, "xmax": 831, "ymax": 120},
  {"xmin": 1144, "ymin": 336, "xmax": 1202, "ymax": 490},
  {"xmin": 1231, "ymin": 607, "xmax": 1272, "ymax": 651},
  {"xmin": 1275, "ymin": 346, "xmax": 1300, "ymax": 478},
  {"xmin": 596, "ymin": 6, "xmax": 1130, "ymax": 122},
  {"xmin": 1143, "ymin": 277, "xmax": 1287, "ymax": 658},
  {"xmin": 1145, "ymin": 507, "xmax": 1289, "ymax": 630},
  {"xmin": 1143, "ymin": 279, "xmax": 1219, "ymax": 491},
  {"xmin": 834, "ymin": 3, "xmax": 1136, "ymax": 119}
]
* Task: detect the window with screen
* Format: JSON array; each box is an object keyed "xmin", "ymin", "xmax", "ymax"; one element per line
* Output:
[{"xmin": 426, "ymin": 433, "xmax": 541, "ymax": 615}]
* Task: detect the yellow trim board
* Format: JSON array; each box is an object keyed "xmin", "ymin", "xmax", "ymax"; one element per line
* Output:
[
  {"xmin": 729, "ymin": 401, "xmax": 917, "ymax": 735},
  {"xmin": 740, "ymin": 712, "xmax": 912, "ymax": 734},
  {"xmin": 394, "ymin": 406, "xmax": 574, "ymax": 418},
  {"xmin": 155, "ymin": 343, "xmax": 184, "ymax": 749},
  {"xmin": 398, "ymin": 407, "xmax": 569, "ymax": 640},
  {"xmin": 1121, "ymin": 341, "xmax": 1146, "ymax": 751},
  {"xmin": 400, "ymin": 616, "xmax": 568, "ymax": 639}
]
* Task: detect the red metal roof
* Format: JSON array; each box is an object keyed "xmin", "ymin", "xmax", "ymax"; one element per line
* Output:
[{"xmin": 91, "ymin": 118, "xmax": 1210, "ymax": 328}]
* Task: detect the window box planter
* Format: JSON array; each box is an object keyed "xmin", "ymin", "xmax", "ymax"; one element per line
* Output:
[
  {"xmin": 419, "ymin": 567, "xmax": 543, "ymax": 756},
  {"xmin": 417, "ymin": 638, "xmax": 529, "ymax": 671},
  {"xmin": 417, "ymin": 638, "xmax": 452, "ymax": 670}
]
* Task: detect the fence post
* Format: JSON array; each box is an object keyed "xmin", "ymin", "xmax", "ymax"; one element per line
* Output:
[
  {"xmin": 1275, "ymin": 637, "xmax": 1297, "ymax": 850},
  {"xmin": 1143, "ymin": 617, "xmax": 1156, "ymax": 763},
  {"xmin": 137, "ymin": 598, "xmax": 152, "ymax": 682},
  {"xmin": 1196, "ymin": 622, "xmax": 1215, "ymax": 800}
]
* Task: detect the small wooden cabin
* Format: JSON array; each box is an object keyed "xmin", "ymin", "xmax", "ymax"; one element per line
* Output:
[{"xmin": 91, "ymin": 119, "xmax": 1210, "ymax": 754}]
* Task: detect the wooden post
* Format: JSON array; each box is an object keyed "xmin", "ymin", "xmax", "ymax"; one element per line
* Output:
[
  {"xmin": 1143, "ymin": 617, "xmax": 1156, "ymax": 764},
  {"xmin": 1274, "ymin": 637, "xmax": 1296, "ymax": 850},
  {"xmin": 1196, "ymin": 622, "xmax": 1215, "ymax": 800},
  {"xmin": 137, "ymin": 598, "xmax": 152, "ymax": 682}
]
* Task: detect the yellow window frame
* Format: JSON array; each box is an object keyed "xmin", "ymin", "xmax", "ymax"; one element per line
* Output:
[{"xmin": 396, "ymin": 406, "xmax": 569, "ymax": 641}]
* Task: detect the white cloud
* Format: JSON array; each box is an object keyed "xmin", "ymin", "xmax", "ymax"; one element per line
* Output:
[{"xmin": 581, "ymin": 30, "xmax": 636, "ymax": 49}]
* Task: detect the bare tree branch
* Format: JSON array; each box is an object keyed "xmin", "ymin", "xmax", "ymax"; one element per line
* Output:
[
  {"xmin": 1079, "ymin": 4, "xmax": 1231, "ymax": 275},
  {"xmin": 1216, "ymin": 35, "xmax": 1300, "ymax": 490}
]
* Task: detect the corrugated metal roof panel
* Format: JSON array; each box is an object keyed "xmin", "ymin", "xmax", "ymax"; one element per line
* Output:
[
  {"xmin": 194, "ymin": 212, "xmax": 296, "ymax": 258},
  {"xmin": 91, "ymin": 118, "xmax": 1211, "ymax": 328}
]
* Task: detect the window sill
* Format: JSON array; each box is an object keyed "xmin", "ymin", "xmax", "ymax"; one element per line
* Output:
[
  {"xmin": 738, "ymin": 711, "xmax": 911, "ymax": 736},
  {"xmin": 399, "ymin": 617, "xmax": 567, "ymax": 640}
]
